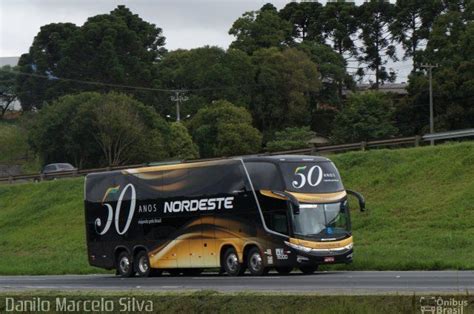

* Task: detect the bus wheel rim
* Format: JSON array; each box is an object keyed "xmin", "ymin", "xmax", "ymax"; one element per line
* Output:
[
  {"xmin": 226, "ymin": 253, "xmax": 239, "ymax": 272},
  {"xmin": 250, "ymin": 253, "xmax": 262, "ymax": 271},
  {"xmin": 120, "ymin": 256, "xmax": 130, "ymax": 273},
  {"xmin": 138, "ymin": 256, "xmax": 149, "ymax": 273}
]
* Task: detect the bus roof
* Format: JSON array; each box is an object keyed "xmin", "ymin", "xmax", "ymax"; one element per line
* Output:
[
  {"xmin": 241, "ymin": 155, "xmax": 330, "ymax": 163},
  {"xmin": 85, "ymin": 155, "xmax": 331, "ymax": 179}
]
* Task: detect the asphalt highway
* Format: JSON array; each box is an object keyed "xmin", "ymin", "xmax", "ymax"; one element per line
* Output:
[{"xmin": 1, "ymin": 271, "xmax": 473, "ymax": 294}]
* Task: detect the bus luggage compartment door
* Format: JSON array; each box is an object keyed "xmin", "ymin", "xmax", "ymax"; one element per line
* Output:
[{"xmin": 199, "ymin": 216, "xmax": 218, "ymax": 267}]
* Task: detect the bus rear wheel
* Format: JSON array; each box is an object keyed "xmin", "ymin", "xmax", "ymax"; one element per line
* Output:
[
  {"xmin": 276, "ymin": 267, "xmax": 293, "ymax": 275},
  {"xmin": 299, "ymin": 265, "xmax": 318, "ymax": 274},
  {"xmin": 247, "ymin": 247, "xmax": 268, "ymax": 276},
  {"xmin": 134, "ymin": 251, "xmax": 151, "ymax": 277},
  {"xmin": 222, "ymin": 247, "xmax": 243, "ymax": 276},
  {"xmin": 117, "ymin": 251, "xmax": 134, "ymax": 277}
]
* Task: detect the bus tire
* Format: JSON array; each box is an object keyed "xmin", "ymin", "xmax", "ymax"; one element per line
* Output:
[
  {"xmin": 276, "ymin": 267, "xmax": 293, "ymax": 275},
  {"xmin": 134, "ymin": 250, "xmax": 151, "ymax": 277},
  {"xmin": 247, "ymin": 247, "xmax": 267, "ymax": 276},
  {"xmin": 222, "ymin": 247, "xmax": 243, "ymax": 276},
  {"xmin": 116, "ymin": 251, "xmax": 134, "ymax": 277},
  {"xmin": 299, "ymin": 265, "xmax": 318, "ymax": 274}
]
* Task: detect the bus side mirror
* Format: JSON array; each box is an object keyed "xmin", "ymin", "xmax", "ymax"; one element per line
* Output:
[
  {"xmin": 271, "ymin": 190, "xmax": 300, "ymax": 214},
  {"xmin": 347, "ymin": 190, "xmax": 366, "ymax": 212}
]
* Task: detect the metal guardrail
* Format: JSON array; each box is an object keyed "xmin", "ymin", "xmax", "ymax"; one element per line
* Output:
[
  {"xmin": 1, "ymin": 129, "xmax": 473, "ymax": 184},
  {"xmin": 422, "ymin": 128, "xmax": 474, "ymax": 141}
]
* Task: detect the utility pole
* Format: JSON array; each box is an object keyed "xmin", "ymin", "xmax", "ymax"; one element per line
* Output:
[
  {"xmin": 170, "ymin": 90, "xmax": 189, "ymax": 121},
  {"xmin": 420, "ymin": 64, "xmax": 438, "ymax": 146}
]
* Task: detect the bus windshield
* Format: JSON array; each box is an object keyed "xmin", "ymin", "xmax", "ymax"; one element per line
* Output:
[
  {"xmin": 292, "ymin": 202, "xmax": 351, "ymax": 239},
  {"xmin": 279, "ymin": 161, "xmax": 344, "ymax": 193}
]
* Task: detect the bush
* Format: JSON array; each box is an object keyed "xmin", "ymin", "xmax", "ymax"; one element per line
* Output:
[
  {"xmin": 188, "ymin": 100, "xmax": 262, "ymax": 157},
  {"xmin": 0, "ymin": 123, "xmax": 29, "ymax": 164},
  {"xmin": 29, "ymin": 92, "xmax": 170, "ymax": 167},
  {"xmin": 168, "ymin": 122, "xmax": 199, "ymax": 160},
  {"xmin": 331, "ymin": 91, "xmax": 398, "ymax": 143},
  {"xmin": 265, "ymin": 126, "xmax": 315, "ymax": 152}
]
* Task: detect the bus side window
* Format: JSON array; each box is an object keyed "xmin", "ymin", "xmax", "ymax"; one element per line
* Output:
[
  {"xmin": 267, "ymin": 211, "xmax": 289, "ymax": 235},
  {"xmin": 259, "ymin": 195, "xmax": 290, "ymax": 236}
]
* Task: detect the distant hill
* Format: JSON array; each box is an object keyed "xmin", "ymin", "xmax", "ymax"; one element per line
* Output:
[{"xmin": 0, "ymin": 56, "xmax": 19, "ymax": 67}]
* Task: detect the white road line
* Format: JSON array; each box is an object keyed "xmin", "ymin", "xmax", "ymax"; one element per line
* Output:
[{"xmin": 191, "ymin": 276, "xmax": 281, "ymax": 280}]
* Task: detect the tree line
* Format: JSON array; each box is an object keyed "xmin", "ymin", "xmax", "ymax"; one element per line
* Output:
[{"xmin": 0, "ymin": 1, "xmax": 472, "ymax": 168}]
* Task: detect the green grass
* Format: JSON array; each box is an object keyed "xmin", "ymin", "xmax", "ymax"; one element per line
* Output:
[
  {"xmin": 0, "ymin": 121, "xmax": 40, "ymax": 173},
  {"xmin": 0, "ymin": 178, "xmax": 101, "ymax": 275},
  {"xmin": 1, "ymin": 291, "xmax": 472, "ymax": 314},
  {"xmin": 328, "ymin": 142, "xmax": 474, "ymax": 271},
  {"xmin": 0, "ymin": 142, "xmax": 473, "ymax": 275}
]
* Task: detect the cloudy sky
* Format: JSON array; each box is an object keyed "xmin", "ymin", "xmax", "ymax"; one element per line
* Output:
[{"xmin": 0, "ymin": 0, "xmax": 409, "ymax": 82}]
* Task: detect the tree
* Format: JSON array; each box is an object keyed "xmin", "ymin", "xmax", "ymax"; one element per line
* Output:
[
  {"xmin": 16, "ymin": 6, "xmax": 166, "ymax": 110},
  {"xmin": 390, "ymin": 0, "xmax": 444, "ymax": 70},
  {"xmin": 279, "ymin": 1, "xmax": 325, "ymax": 43},
  {"xmin": 357, "ymin": 0, "xmax": 398, "ymax": 88},
  {"xmin": 321, "ymin": 1, "xmax": 359, "ymax": 61},
  {"xmin": 168, "ymin": 122, "xmax": 199, "ymax": 160},
  {"xmin": 229, "ymin": 3, "xmax": 293, "ymax": 54},
  {"xmin": 401, "ymin": 7, "xmax": 474, "ymax": 133},
  {"xmin": 265, "ymin": 127, "xmax": 315, "ymax": 152},
  {"xmin": 154, "ymin": 46, "xmax": 255, "ymax": 117},
  {"xmin": 187, "ymin": 100, "xmax": 262, "ymax": 157},
  {"xmin": 28, "ymin": 92, "xmax": 98, "ymax": 167},
  {"xmin": 16, "ymin": 23, "xmax": 78, "ymax": 110},
  {"xmin": 86, "ymin": 97, "xmax": 165, "ymax": 166},
  {"xmin": 29, "ymin": 92, "xmax": 169, "ymax": 167},
  {"xmin": 391, "ymin": 0, "xmax": 444, "ymax": 62},
  {"xmin": 251, "ymin": 47, "xmax": 320, "ymax": 136},
  {"xmin": 0, "ymin": 66, "xmax": 18, "ymax": 118},
  {"xmin": 331, "ymin": 92, "xmax": 398, "ymax": 143},
  {"xmin": 216, "ymin": 123, "xmax": 263, "ymax": 157},
  {"xmin": 299, "ymin": 41, "xmax": 353, "ymax": 107}
]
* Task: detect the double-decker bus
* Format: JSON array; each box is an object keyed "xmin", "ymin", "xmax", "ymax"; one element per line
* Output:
[{"xmin": 84, "ymin": 155, "xmax": 366, "ymax": 277}]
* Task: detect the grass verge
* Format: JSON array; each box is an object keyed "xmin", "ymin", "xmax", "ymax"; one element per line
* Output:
[{"xmin": 0, "ymin": 291, "xmax": 472, "ymax": 314}]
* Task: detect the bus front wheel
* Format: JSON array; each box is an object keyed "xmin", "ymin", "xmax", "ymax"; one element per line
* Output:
[
  {"xmin": 116, "ymin": 251, "xmax": 134, "ymax": 277},
  {"xmin": 299, "ymin": 265, "xmax": 318, "ymax": 274},
  {"xmin": 134, "ymin": 251, "xmax": 151, "ymax": 277},
  {"xmin": 222, "ymin": 247, "xmax": 243, "ymax": 276},
  {"xmin": 247, "ymin": 247, "xmax": 268, "ymax": 276}
]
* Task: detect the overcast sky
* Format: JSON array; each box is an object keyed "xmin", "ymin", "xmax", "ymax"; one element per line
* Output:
[{"xmin": 0, "ymin": 0, "xmax": 409, "ymax": 82}]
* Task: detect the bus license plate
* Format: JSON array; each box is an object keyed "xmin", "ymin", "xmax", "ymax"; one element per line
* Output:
[{"xmin": 324, "ymin": 257, "xmax": 335, "ymax": 262}]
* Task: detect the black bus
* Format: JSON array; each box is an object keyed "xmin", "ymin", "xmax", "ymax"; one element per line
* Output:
[{"xmin": 84, "ymin": 156, "xmax": 366, "ymax": 277}]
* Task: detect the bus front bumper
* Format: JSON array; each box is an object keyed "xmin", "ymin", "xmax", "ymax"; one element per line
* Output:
[{"xmin": 284, "ymin": 241, "xmax": 353, "ymax": 265}]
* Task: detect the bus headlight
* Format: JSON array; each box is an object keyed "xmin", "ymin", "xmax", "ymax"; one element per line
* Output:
[{"xmin": 284, "ymin": 241, "xmax": 312, "ymax": 253}]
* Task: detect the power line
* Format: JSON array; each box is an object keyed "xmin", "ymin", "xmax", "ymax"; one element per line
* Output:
[
  {"xmin": 0, "ymin": 68, "xmax": 267, "ymax": 94},
  {"xmin": 0, "ymin": 69, "xmax": 175, "ymax": 92}
]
